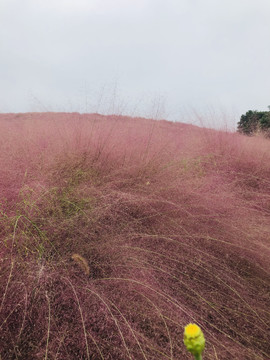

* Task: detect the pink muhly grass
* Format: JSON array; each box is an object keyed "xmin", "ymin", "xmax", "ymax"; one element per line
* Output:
[{"xmin": 0, "ymin": 113, "xmax": 269, "ymax": 359}]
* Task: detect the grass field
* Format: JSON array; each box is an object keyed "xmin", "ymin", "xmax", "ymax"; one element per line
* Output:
[{"xmin": 0, "ymin": 112, "xmax": 269, "ymax": 359}]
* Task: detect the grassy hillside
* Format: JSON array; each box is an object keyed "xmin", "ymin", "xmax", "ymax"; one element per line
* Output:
[{"xmin": 0, "ymin": 113, "xmax": 269, "ymax": 359}]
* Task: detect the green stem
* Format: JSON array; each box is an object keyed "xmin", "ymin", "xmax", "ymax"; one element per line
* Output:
[{"xmin": 194, "ymin": 354, "xmax": 202, "ymax": 360}]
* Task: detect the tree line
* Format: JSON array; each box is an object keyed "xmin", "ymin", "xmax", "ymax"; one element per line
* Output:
[{"xmin": 237, "ymin": 108, "xmax": 270, "ymax": 137}]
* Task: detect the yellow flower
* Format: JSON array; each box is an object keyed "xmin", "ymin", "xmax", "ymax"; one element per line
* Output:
[
  {"xmin": 184, "ymin": 323, "xmax": 205, "ymax": 359},
  {"xmin": 185, "ymin": 324, "xmax": 201, "ymax": 337}
]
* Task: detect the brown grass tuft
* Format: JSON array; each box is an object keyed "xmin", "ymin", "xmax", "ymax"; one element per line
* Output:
[{"xmin": 71, "ymin": 253, "xmax": 90, "ymax": 276}]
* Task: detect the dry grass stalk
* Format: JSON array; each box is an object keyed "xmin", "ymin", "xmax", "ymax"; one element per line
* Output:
[{"xmin": 71, "ymin": 253, "xmax": 90, "ymax": 276}]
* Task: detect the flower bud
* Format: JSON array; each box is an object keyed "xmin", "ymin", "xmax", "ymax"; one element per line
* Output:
[{"xmin": 184, "ymin": 323, "xmax": 205, "ymax": 358}]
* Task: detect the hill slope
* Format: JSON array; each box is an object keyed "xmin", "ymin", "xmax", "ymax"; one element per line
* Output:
[{"xmin": 0, "ymin": 113, "xmax": 269, "ymax": 359}]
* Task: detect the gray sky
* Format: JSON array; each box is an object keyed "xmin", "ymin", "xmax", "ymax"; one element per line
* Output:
[{"xmin": 1, "ymin": 0, "xmax": 270, "ymax": 128}]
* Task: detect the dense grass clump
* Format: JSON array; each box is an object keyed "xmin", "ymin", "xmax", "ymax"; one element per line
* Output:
[{"xmin": 0, "ymin": 112, "xmax": 269, "ymax": 359}]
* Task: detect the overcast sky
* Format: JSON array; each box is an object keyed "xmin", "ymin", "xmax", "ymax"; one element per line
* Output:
[{"xmin": 1, "ymin": 0, "xmax": 270, "ymax": 128}]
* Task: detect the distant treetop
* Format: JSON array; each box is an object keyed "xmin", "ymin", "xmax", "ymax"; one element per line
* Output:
[{"xmin": 237, "ymin": 110, "xmax": 270, "ymax": 137}]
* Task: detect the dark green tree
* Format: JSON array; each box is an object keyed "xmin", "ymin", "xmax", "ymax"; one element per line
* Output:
[
  {"xmin": 237, "ymin": 110, "xmax": 261, "ymax": 135},
  {"xmin": 237, "ymin": 110, "xmax": 270, "ymax": 136},
  {"xmin": 260, "ymin": 112, "xmax": 270, "ymax": 137}
]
